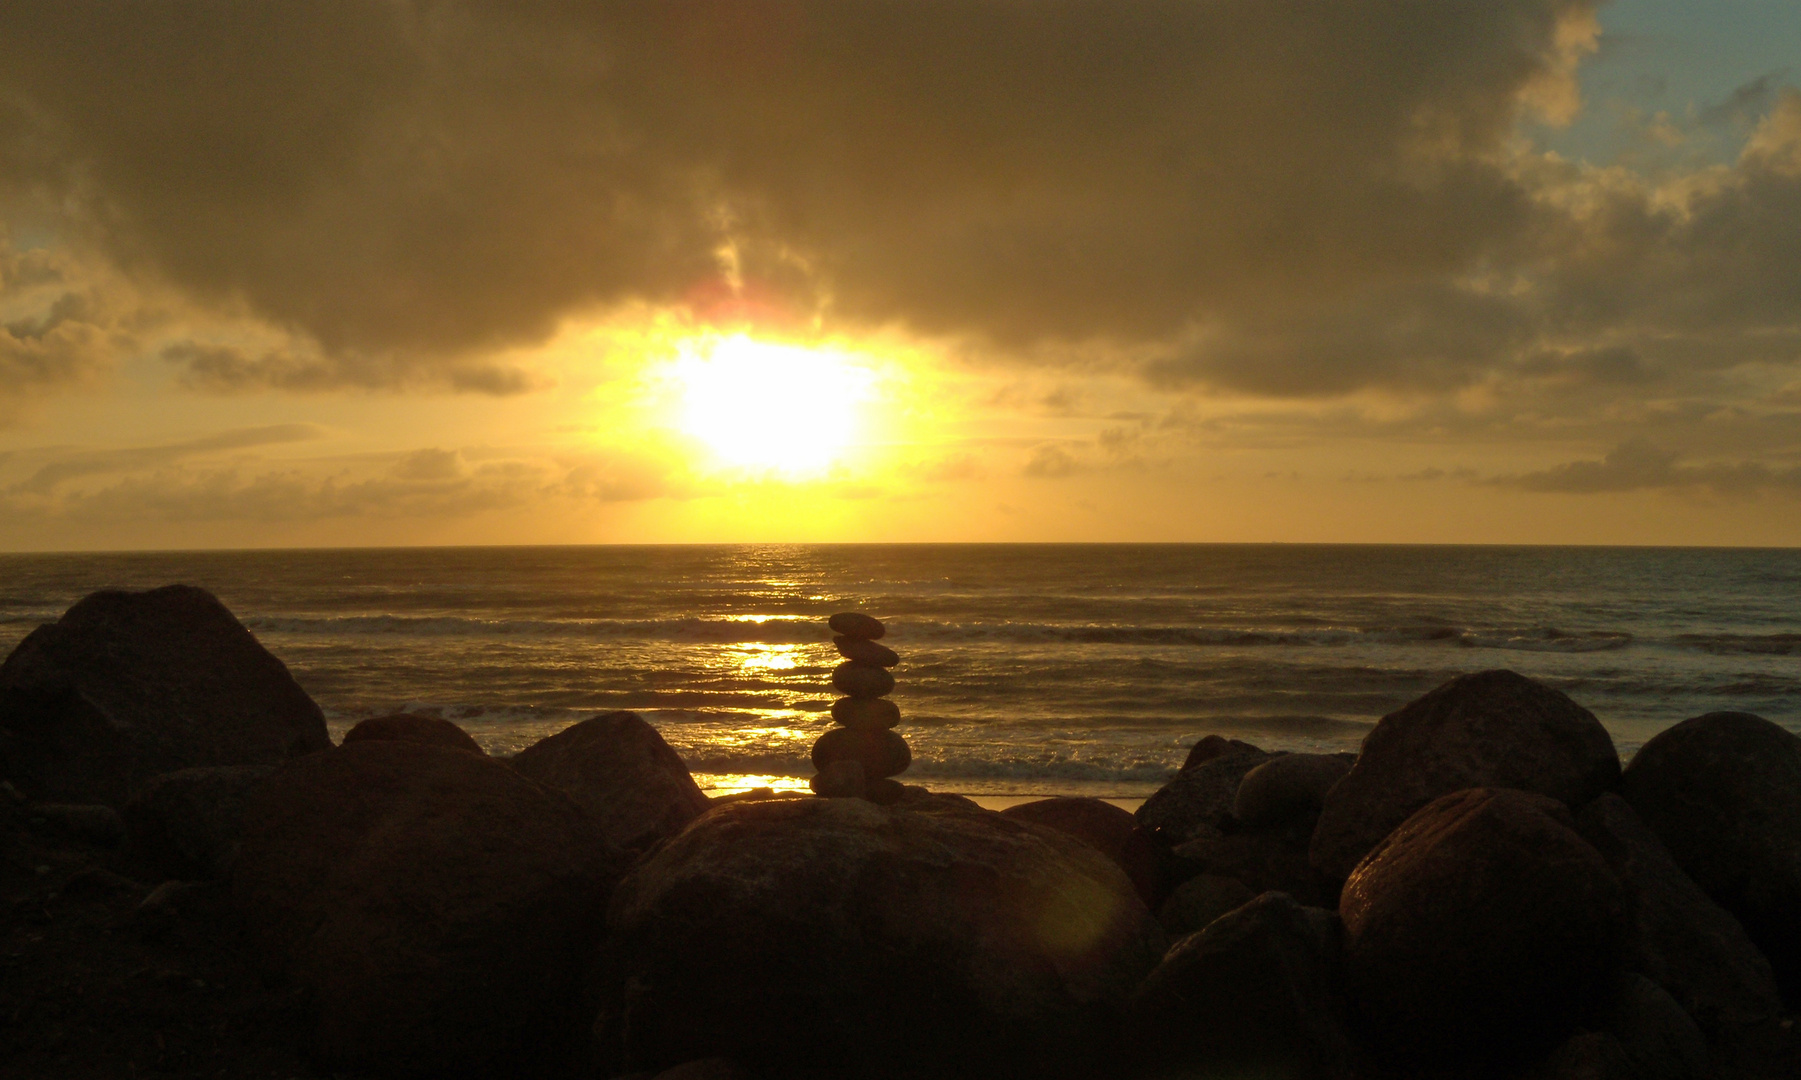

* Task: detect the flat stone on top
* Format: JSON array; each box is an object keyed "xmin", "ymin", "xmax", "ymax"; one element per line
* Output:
[{"xmin": 828, "ymin": 612, "xmax": 885, "ymax": 640}]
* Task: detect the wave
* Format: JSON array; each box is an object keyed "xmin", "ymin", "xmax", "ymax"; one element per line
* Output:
[
  {"xmin": 1672, "ymin": 632, "xmax": 1801, "ymax": 657},
  {"xmin": 1456, "ymin": 628, "xmax": 1633, "ymax": 654}
]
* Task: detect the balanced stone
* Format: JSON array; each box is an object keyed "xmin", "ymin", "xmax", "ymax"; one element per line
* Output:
[
  {"xmin": 831, "ymin": 697, "xmax": 900, "ymax": 730},
  {"xmin": 828, "ymin": 612, "xmax": 886, "ymax": 640},
  {"xmin": 812, "ymin": 726, "xmax": 911, "ymax": 779},
  {"xmin": 835, "ymin": 636, "xmax": 899, "ymax": 667},
  {"xmin": 810, "ymin": 759, "xmax": 867, "ymax": 799},
  {"xmin": 832, "ymin": 660, "xmax": 895, "ymax": 699}
]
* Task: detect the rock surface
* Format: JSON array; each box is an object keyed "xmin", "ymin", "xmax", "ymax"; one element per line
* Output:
[
  {"xmin": 810, "ymin": 758, "xmax": 867, "ymax": 798},
  {"xmin": 1170, "ymin": 827, "xmax": 1323, "ymax": 906},
  {"xmin": 1603, "ymin": 973, "xmax": 1709, "ymax": 1080},
  {"xmin": 232, "ymin": 740, "xmax": 627, "ymax": 1076},
  {"xmin": 1620, "ymin": 711, "xmax": 1801, "ymax": 996},
  {"xmin": 831, "ymin": 660, "xmax": 895, "ymax": 699},
  {"xmin": 1138, "ymin": 745, "xmax": 1275, "ymax": 844},
  {"xmin": 0, "ymin": 585, "xmax": 329, "ymax": 807},
  {"xmin": 121, "ymin": 765, "xmax": 271, "ymax": 881},
  {"xmin": 810, "ymin": 725, "xmax": 911, "ymax": 780},
  {"xmin": 340, "ymin": 712, "xmax": 484, "ymax": 755},
  {"xmin": 1340, "ymin": 787, "xmax": 1625, "ymax": 1068},
  {"xmin": 1000, "ymin": 796, "xmax": 1164, "ymax": 907},
  {"xmin": 1181, "ymin": 734, "xmax": 1264, "ymax": 771},
  {"xmin": 1130, "ymin": 892, "xmax": 1352, "ymax": 1080},
  {"xmin": 1311, "ymin": 670, "xmax": 1621, "ymax": 887},
  {"xmin": 831, "ymin": 696, "xmax": 901, "ymax": 729},
  {"xmin": 598, "ymin": 796, "xmax": 1167, "ymax": 1079},
  {"xmin": 1158, "ymin": 873, "xmax": 1257, "ymax": 938},
  {"xmin": 835, "ymin": 636, "xmax": 900, "ymax": 667},
  {"xmin": 828, "ymin": 612, "xmax": 886, "ymax": 640},
  {"xmin": 509, "ymin": 711, "xmax": 711, "ymax": 854},
  {"xmin": 1233, "ymin": 752, "xmax": 1354, "ymax": 826}
]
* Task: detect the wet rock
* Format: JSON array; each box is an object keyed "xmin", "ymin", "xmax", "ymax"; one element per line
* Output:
[
  {"xmin": 835, "ymin": 636, "xmax": 899, "ymax": 667},
  {"xmin": 120, "ymin": 765, "xmax": 271, "ymax": 881},
  {"xmin": 1233, "ymin": 752, "xmax": 1354, "ymax": 826},
  {"xmin": 831, "ymin": 696, "xmax": 901, "ymax": 730},
  {"xmin": 341, "ymin": 712, "xmax": 484, "ymax": 754},
  {"xmin": 0, "ymin": 584, "xmax": 329, "ymax": 807},
  {"xmin": 1604, "ymin": 973, "xmax": 1709, "ymax": 1080},
  {"xmin": 1138, "ymin": 747, "xmax": 1276, "ymax": 844},
  {"xmin": 1156, "ymin": 872, "xmax": 1258, "ymax": 940},
  {"xmin": 1311, "ymin": 670, "xmax": 1621, "ymax": 888},
  {"xmin": 24, "ymin": 802, "xmax": 123, "ymax": 846},
  {"xmin": 1575, "ymin": 793, "xmax": 1786, "ymax": 1074},
  {"xmin": 1001, "ymin": 796, "xmax": 1165, "ymax": 907},
  {"xmin": 831, "ymin": 660, "xmax": 895, "ymax": 699},
  {"xmin": 233, "ymin": 740, "xmax": 628, "ymax": 1077},
  {"xmin": 810, "ymin": 759, "xmax": 867, "ymax": 798},
  {"xmin": 811, "ymin": 726, "xmax": 911, "ymax": 780},
  {"xmin": 1182, "ymin": 734, "xmax": 1264, "ymax": 771},
  {"xmin": 1340, "ymin": 788, "xmax": 1625, "ymax": 1069},
  {"xmin": 828, "ymin": 612, "xmax": 886, "ymax": 640},
  {"xmin": 1620, "ymin": 711, "xmax": 1801, "ymax": 996},
  {"xmin": 1130, "ymin": 892, "xmax": 1352, "ymax": 1080},
  {"xmin": 510, "ymin": 711, "xmax": 711, "ymax": 854},
  {"xmin": 598, "ymin": 796, "xmax": 1166, "ymax": 1079}
]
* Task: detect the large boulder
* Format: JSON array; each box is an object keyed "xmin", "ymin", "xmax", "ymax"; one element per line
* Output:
[
  {"xmin": 597, "ymin": 796, "xmax": 1167, "ymax": 1080},
  {"xmin": 1311, "ymin": 670, "xmax": 1620, "ymax": 888},
  {"xmin": 1138, "ymin": 745, "xmax": 1275, "ymax": 845},
  {"xmin": 1000, "ymin": 796, "xmax": 1164, "ymax": 907},
  {"xmin": 1129, "ymin": 892, "xmax": 1353, "ymax": 1080},
  {"xmin": 510, "ymin": 711, "xmax": 710, "ymax": 854},
  {"xmin": 341, "ymin": 712, "xmax": 484, "ymax": 755},
  {"xmin": 231, "ymin": 740, "xmax": 628, "ymax": 1077},
  {"xmin": 1575, "ymin": 793, "xmax": 1788, "ymax": 1076},
  {"xmin": 1340, "ymin": 788, "xmax": 1625, "ymax": 1069},
  {"xmin": 1233, "ymin": 752, "xmax": 1354, "ymax": 826},
  {"xmin": 1169, "ymin": 827, "xmax": 1323, "ymax": 907},
  {"xmin": 1620, "ymin": 712, "xmax": 1801, "ymax": 997},
  {"xmin": 120, "ymin": 764, "xmax": 272, "ymax": 881},
  {"xmin": 0, "ymin": 585, "xmax": 329, "ymax": 807}
]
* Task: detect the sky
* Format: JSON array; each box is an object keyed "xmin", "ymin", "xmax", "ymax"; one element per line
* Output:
[{"xmin": 2, "ymin": 0, "xmax": 1800, "ymax": 550}]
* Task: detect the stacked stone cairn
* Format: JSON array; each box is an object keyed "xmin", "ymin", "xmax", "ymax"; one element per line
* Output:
[{"xmin": 809, "ymin": 612, "xmax": 912, "ymax": 804}]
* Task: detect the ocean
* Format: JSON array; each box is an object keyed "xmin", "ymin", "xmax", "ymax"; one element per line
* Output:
[{"xmin": 1, "ymin": 544, "xmax": 1796, "ymax": 799}]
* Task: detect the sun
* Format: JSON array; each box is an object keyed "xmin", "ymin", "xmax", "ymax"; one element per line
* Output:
[{"xmin": 668, "ymin": 335, "xmax": 879, "ymax": 474}]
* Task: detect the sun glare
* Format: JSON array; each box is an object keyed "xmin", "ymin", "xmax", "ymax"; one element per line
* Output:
[{"xmin": 669, "ymin": 335, "xmax": 878, "ymax": 475}]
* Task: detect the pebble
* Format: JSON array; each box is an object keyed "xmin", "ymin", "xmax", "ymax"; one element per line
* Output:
[
  {"xmin": 828, "ymin": 612, "xmax": 886, "ymax": 640},
  {"xmin": 832, "ymin": 661, "xmax": 895, "ymax": 699},
  {"xmin": 831, "ymin": 697, "xmax": 900, "ymax": 730},
  {"xmin": 835, "ymin": 636, "xmax": 899, "ymax": 667}
]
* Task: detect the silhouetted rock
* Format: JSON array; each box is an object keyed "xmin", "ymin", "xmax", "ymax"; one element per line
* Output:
[
  {"xmin": 1575, "ymin": 793, "xmax": 1788, "ymax": 1076},
  {"xmin": 1130, "ymin": 892, "xmax": 1353, "ymax": 1080},
  {"xmin": 831, "ymin": 660, "xmax": 895, "ymax": 699},
  {"xmin": 23, "ymin": 802, "xmax": 123, "ymax": 846},
  {"xmin": 1158, "ymin": 873, "xmax": 1257, "ymax": 938},
  {"xmin": 1523, "ymin": 1032, "xmax": 1639, "ymax": 1080},
  {"xmin": 831, "ymin": 696, "xmax": 901, "ymax": 729},
  {"xmin": 1311, "ymin": 670, "xmax": 1620, "ymax": 888},
  {"xmin": 652, "ymin": 1058, "xmax": 751, "ymax": 1080},
  {"xmin": 1138, "ymin": 746, "xmax": 1275, "ymax": 844},
  {"xmin": 1182, "ymin": 734, "xmax": 1264, "ymax": 771},
  {"xmin": 1603, "ymin": 973, "xmax": 1709, "ymax": 1080},
  {"xmin": 0, "ymin": 585, "xmax": 329, "ymax": 807},
  {"xmin": 828, "ymin": 612, "xmax": 886, "ymax": 640},
  {"xmin": 510, "ymin": 711, "xmax": 710, "ymax": 854},
  {"xmin": 1001, "ymin": 796, "xmax": 1165, "ymax": 907},
  {"xmin": 1621, "ymin": 712, "xmax": 1801, "ymax": 997},
  {"xmin": 1170, "ymin": 826, "xmax": 1323, "ymax": 906},
  {"xmin": 811, "ymin": 725, "xmax": 911, "ymax": 780},
  {"xmin": 1234, "ymin": 752, "xmax": 1354, "ymax": 826},
  {"xmin": 810, "ymin": 759, "xmax": 867, "ymax": 798},
  {"xmin": 598, "ymin": 796, "xmax": 1166, "ymax": 1079},
  {"xmin": 121, "ymin": 765, "xmax": 271, "ymax": 881},
  {"xmin": 232, "ymin": 740, "xmax": 627, "ymax": 1077},
  {"xmin": 1341, "ymin": 788, "xmax": 1625, "ymax": 1069},
  {"xmin": 835, "ymin": 636, "xmax": 899, "ymax": 667},
  {"xmin": 341, "ymin": 712, "xmax": 484, "ymax": 754}
]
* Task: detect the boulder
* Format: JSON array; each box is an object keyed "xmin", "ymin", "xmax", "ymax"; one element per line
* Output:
[
  {"xmin": 1620, "ymin": 712, "xmax": 1801, "ymax": 996},
  {"xmin": 1603, "ymin": 973, "xmax": 1709, "ymax": 1080},
  {"xmin": 341, "ymin": 712, "xmax": 484, "ymax": 755},
  {"xmin": 1158, "ymin": 873, "xmax": 1257, "ymax": 938},
  {"xmin": 810, "ymin": 759, "xmax": 867, "ymax": 798},
  {"xmin": 1169, "ymin": 827, "xmax": 1323, "ymax": 907},
  {"xmin": 1340, "ymin": 788, "xmax": 1625, "ymax": 1068},
  {"xmin": 828, "ymin": 612, "xmax": 886, "ymax": 640},
  {"xmin": 597, "ymin": 797, "xmax": 1167, "ymax": 1079},
  {"xmin": 835, "ymin": 637, "xmax": 900, "ymax": 667},
  {"xmin": 1138, "ymin": 746, "xmax": 1275, "ymax": 845},
  {"xmin": 1233, "ymin": 753, "xmax": 1354, "ymax": 826},
  {"xmin": 23, "ymin": 802, "xmax": 123, "ymax": 846},
  {"xmin": 121, "ymin": 765, "xmax": 271, "ymax": 881},
  {"xmin": 831, "ymin": 660, "xmax": 895, "ymax": 699},
  {"xmin": 1130, "ymin": 892, "xmax": 1352, "ymax": 1080},
  {"xmin": 811, "ymin": 726, "xmax": 911, "ymax": 780},
  {"xmin": 1181, "ymin": 734, "xmax": 1264, "ymax": 771},
  {"xmin": 1000, "ymin": 796, "xmax": 1165, "ymax": 907},
  {"xmin": 1575, "ymin": 793, "xmax": 1787, "ymax": 1074},
  {"xmin": 831, "ymin": 696, "xmax": 901, "ymax": 729},
  {"xmin": 0, "ymin": 585, "xmax": 329, "ymax": 807},
  {"xmin": 1311, "ymin": 670, "xmax": 1621, "ymax": 888},
  {"xmin": 1524, "ymin": 1032, "xmax": 1640, "ymax": 1080},
  {"xmin": 232, "ymin": 741, "xmax": 628, "ymax": 1077},
  {"xmin": 509, "ymin": 711, "xmax": 710, "ymax": 854}
]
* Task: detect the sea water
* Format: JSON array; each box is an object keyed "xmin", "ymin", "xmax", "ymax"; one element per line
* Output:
[{"xmin": 1, "ymin": 544, "xmax": 1796, "ymax": 798}]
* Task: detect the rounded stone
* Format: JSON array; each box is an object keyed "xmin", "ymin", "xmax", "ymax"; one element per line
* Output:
[
  {"xmin": 831, "ymin": 660, "xmax": 895, "ymax": 699},
  {"xmin": 834, "ymin": 636, "xmax": 899, "ymax": 667},
  {"xmin": 830, "ymin": 697, "xmax": 900, "ymax": 730},
  {"xmin": 811, "ymin": 726, "xmax": 911, "ymax": 780},
  {"xmin": 342, "ymin": 713, "xmax": 484, "ymax": 755},
  {"xmin": 827, "ymin": 612, "xmax": 885, "ymax": 640},
  {"xmin": 810, "ymin": 760, "xmax": 866, "ymax": 799}
]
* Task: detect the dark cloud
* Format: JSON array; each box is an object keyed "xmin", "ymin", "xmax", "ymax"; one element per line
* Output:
[{"xmin": 1501, "ymin": 438, "xmax": 1801, "ymax": 495}]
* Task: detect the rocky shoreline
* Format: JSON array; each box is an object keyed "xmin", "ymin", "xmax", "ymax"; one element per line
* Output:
[{"xmin": 2, "ymin": 584, "xmax": 1797, "ymax": 1079}]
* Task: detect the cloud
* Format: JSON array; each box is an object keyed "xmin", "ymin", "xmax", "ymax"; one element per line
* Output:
[
  {"xmin": 0, "ymin": 236, "xmax": 138, "ymax": 410},
  {"xmin": 9, "ymin": 423, "xmax": 325, "ymax": 494},
  {"xmin": 1501, "ymin": 438, "xmax": 1801, "ymax": 494}
]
